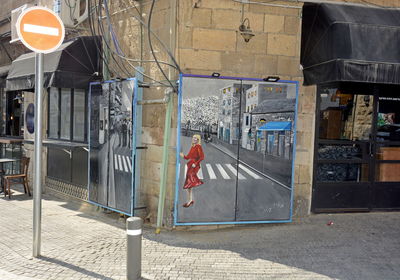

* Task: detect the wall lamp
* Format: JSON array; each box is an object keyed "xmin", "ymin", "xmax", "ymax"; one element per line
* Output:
[
  {"xmin": 239, "ymin": 18, "xmax": 255, "ymax": 43},
  {"xmin": 263, "ymin": 76, "xmax": 280, "ymax": 82}
]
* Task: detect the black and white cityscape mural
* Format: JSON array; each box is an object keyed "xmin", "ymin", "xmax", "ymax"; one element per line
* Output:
[
  {"xmin": 175, "ymin": 75, "xmax": 298, "ymax": 224},
  {"xmin": 89, "ymin": 79, "xmax": 136, "ymax": 215}
]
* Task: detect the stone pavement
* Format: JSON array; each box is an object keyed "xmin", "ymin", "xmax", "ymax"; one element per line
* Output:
[{"xmin": 0, "ymin": 185, "xmax": 400, "ymax": 280}]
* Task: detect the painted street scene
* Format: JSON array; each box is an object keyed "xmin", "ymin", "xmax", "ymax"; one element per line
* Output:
[
  {"xmin": 0, "ymin": 0, "xmax": 400, "ymax": 279},
  {"xmin": 177, "ymin": 77, "xmax": 296, "ymax": 223}
]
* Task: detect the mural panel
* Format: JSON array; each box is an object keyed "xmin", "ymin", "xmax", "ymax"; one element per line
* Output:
[
  {"xmin": 175, "ymin": 75, "xmax": 298, "ymax": 225},
  {"xmin": 89, "ymin": 79, "xmax": 136, "ymax": 215}
]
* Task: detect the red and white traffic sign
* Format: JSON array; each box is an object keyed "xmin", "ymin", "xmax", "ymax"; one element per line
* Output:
[{"xmin": 16, "ymin": 6, "xmax": 65, "ymax": 53}]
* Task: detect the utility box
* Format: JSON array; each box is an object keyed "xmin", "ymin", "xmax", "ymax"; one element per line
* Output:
[
  {"xmin": 53, "ymin": 0, "xmax": 88, "ymax": 28},
  {"xmin": 10, "ymin": 4, "xmax": 34, "ymax": 44}
]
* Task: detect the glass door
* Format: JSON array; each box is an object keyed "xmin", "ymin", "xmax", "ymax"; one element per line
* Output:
[
  {"xmin": 312, "ymin": 85, "xmax": 375, "ymax": 212},
  {"xmin": 372, "ymin": 87, "xmax": 400, "ymax": 209}
]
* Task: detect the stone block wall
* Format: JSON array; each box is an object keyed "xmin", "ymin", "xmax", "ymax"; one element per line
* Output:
[
  {"xmin": 2, "ymin": 0, "xmax": 400, "ymax": 226},
  {"xmin": 176, "ymin": 0, "xmax": 313, "ymax": 218}
]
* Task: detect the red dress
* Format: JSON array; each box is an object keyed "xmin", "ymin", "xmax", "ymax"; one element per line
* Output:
[{"xmin": 183, "ymin": 144, "xmax": 205, "ymax": 189}]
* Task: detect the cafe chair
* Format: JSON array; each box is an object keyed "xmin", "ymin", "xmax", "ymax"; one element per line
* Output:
[{"xmin": 3, "ymin": 157, "xmax": 31, "ymax": 199}]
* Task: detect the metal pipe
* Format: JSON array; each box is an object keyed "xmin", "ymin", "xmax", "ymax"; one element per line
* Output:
[
  {"xmin": 138, "ymin": 97, "xmax": 168, "ymax": 105},
  {"xmin": 155, "ymin": 90, "xmax": 173, "ymax": 234},
  {"xmin": 33, "ymin": 52, "xmax": 44, "ymax": 257},
  {"xmin": 155, "ymin": 0, "xmax": 178, "ymax": 234},
  {"xmin": 134, "ymin": 68, "xmax": 144, "ymax": 211},
  {"xmin": 232, "ymin": 0, "xmax": 302, "ymax": 9}
]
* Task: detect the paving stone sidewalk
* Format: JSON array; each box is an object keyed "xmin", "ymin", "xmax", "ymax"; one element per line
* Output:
[{"xmin": 0, "ymin": 185, "xmax": 400, "ymax": 280}]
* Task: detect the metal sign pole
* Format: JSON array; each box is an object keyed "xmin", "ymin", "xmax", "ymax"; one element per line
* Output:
[{"xmin": 33, "ymin": 52, "xmax": 44, "ymax": 257}]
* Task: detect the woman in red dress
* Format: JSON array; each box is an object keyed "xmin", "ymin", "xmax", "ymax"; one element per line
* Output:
[{"xmin": 180, "ymin": 134, "xmax": 204, "ymax": 208}]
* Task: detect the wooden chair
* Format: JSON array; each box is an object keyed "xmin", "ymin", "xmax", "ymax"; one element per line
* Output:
[{"xmin": 4, "ymin": 157, "xmax": 30, "ymax": 199}]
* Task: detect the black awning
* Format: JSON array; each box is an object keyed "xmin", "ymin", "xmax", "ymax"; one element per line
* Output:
[
  {"xmin": 301, "ymin": 3, "xmax": 400, "ymax": 85},
  {"xmin": 6, "ymin": 36, "xmax": 102, "ymax": 91},
  {"xmin": 0, "ymin": 64, "xmax": 11, "ymax": 88}
]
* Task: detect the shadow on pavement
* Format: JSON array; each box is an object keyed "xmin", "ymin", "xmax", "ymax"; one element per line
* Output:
[
  {"xmin": 15, "ymin": 186, "xmax": 399, "ymax": 280},
  {"xmin": 38, "ymin": 256, "xmax": 114, "ymax": 280},
  {"xmin": 143, "ymin": 212, "xmax": 400, "ymax": 280}
]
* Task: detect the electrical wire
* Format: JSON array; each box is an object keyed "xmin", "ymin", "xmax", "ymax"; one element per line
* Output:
[
  {"xmin": 88, "ymin": 1, "xmax": 122, "ymax": 77},
  {"xmin": 86, "ymin": 0, "xmax": 179, "ymax": 86},
  {"xmin": 65, "ymin": 0, "xmax": 78, "ymax": 22},
  {"xmin": 97, "ymin": 1, "xmax": 171, "ymax": 85},
  {"xmin": 97, "ymin": 0, "xmax": 172, "ymax": 86},
  {"xmin": 99, "ymin": 0, "xmax": 179, "ymax": 69},
  {"xmin": 104, "ymin": 0, "xmax": 180, "ymax": 70},
  {"xmin": 147, "ymin": 0, "xmax": 176, "ymax": 91},
  {"xmin": 88, "ymin": 0, "xmax": 128, "ymax": 78},
  {"xmin": 119, "ymin": 0, "xmax": 182, "ymax": 73},
  {"xmin": 95, "ymin": 0, "xmax": 132, "ymax": 77}
]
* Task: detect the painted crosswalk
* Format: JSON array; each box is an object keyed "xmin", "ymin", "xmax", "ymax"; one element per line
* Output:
[
  {"xmin": 216, "ymin": 164, "xmax": 230, "ymax": 179},
  {"xmin": 206, "ymin": 164, "xmax": 217, "ymax": 179},
  {"xmin": 225, "ymin": 164, "xmax": 246, "ymax": 180},
  {"xmin": 114, "ymin": 154, "xmax": 133, "ymax": 173},
  {"xmin": 182, "ymin": 162, "xmax": 263, "ymax": 180}
]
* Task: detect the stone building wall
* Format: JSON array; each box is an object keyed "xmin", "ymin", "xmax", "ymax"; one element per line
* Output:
[
  {"xmin": 175, "ymin": 0, "xmax": 312, "ymax": 218},
  {"xmin": 2, "ymin": 0, "xmax": 400, "ymax": 227}
]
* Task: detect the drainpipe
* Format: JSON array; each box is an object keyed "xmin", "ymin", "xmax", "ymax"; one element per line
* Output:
[
  {"xmin": 155, "ymin": 89, "xmax": 173, "ymax": 234},
  {"xmin": 155, "ymin": 0, "xmax": 178, "ymax": 234}
]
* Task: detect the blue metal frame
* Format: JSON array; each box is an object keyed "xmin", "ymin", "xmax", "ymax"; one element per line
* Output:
[
  {"xmin": 87, "ymin": 78, "xmax": 138, "ymax": 217},
  {"xmin": 174, "ymin": 73, "xmax": 300, "ymax": 226}
]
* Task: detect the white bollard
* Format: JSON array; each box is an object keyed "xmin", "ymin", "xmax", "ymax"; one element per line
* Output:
[{"xmin": 127, "ymin": 217, "xmax": 142, "ymax": 280}]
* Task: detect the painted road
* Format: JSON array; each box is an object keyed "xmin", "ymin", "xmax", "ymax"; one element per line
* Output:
[{"xmin": 177, "ymin": 136, "xmax": 291, "ymax": 223}]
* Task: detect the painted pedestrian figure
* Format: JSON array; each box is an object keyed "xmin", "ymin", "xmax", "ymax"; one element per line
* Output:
[{"xmin": 180, "ymin": 134, "xmax": 205, "ymax": 208}]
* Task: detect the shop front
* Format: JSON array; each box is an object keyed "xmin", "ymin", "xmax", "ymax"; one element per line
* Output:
[
  {"xmin": 301, "ymin": 3, "xmax": 400, "ymax": 211},
  {"xmin": 313, "ymin": 83, "xmax": 400, "ymax": 211},
  {"xmin": 5, "ymin": 36, "xmax": 101, "ymax": 199}
]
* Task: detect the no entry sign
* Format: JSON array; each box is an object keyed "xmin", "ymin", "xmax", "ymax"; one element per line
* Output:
[{"xmin": 16, "ymin": 6, "xmax": 65, "ymax": 53}]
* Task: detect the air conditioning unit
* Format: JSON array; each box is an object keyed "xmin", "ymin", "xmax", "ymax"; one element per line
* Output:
[
  {"xmin": 53, "ymin": 0, "xmax": 88, "ymax": 28},
  {"xmin": 10, "ymin": 4, "xmax": 34, "ymax": 44}
]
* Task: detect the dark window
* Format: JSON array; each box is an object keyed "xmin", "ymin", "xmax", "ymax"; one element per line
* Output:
[
  {"xmin": 60, "ymin": 88, "xmax": 71, "ymax": 140},
  {"xmin": 48, "ymin": 87, "xmax": 87, "ymax": 142},
  {"xmin": 73, "ymin": 89, "xmax": 85, "ymax": 142},
  {"xmin": 48, "ymin": 88, "xmax": 59, "ymax": 138}
]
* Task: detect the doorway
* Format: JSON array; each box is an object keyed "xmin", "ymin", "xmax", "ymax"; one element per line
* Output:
[{"xmin": 312, "ymin": 82, "xmax": 400, "ymax": 212}]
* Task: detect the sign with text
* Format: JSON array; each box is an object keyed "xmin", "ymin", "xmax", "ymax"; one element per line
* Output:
[{"xmin": 16, "ymin": 6, "xmax": 65, "ymax": 53}]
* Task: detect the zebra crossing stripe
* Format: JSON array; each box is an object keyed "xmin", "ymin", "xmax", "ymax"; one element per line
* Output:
[
  {"xmin": 184, "ymin": 164, "xmax": 204, "ymax": 179},
  {"xmin": 216, "ymin": 164, "xmax": 230, "ymax": 179},
  {"xmin": 198, "ymin": 166, "xmax": 203, "ymax": 179},
  {"xmin": 127, "ymin": 156, "xmax": 132, "ymax": 172},
  {"xmin": 114, "ymin": 154, "xmax": 119, "ymax": 170},
  {"xmin": 225, "ymin": 164, "xmax": 245, "ymax": 180},
  {"xmin": 118, "ymin": 155, "xmax": 123, "ymax": 172},
  {"xmin": 239, "ymin": 164, "xmax": 262, "ymax": 179},
  {"xmin": 181, "ymin": 162, "xmax": 267, "ymax": 180},
  {"xmin": 206, "ymin": 164, "xmax": 217, "ymax": 179},
  {"xmin": 122, "ymin": 155, "xmax": 129, "ymax": 172}
]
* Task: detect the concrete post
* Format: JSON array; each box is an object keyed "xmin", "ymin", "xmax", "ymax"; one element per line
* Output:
[{"xmin": 127, "ymin": 217, "xmax": 142, "ymax": 280}]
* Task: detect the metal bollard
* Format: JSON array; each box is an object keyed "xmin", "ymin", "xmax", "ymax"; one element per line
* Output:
[{"xmin": 127, "ymin": 217, "xmax": 142, "ymax": 280}]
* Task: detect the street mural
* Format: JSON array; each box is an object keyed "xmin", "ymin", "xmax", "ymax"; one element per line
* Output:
[
  {"xmin": 88, "ymin": 79, "xmax": 136, "ymax": 215},
  {"xmin": 175, "ymin": 75, "xmax": 298, "ymax": 224}
]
